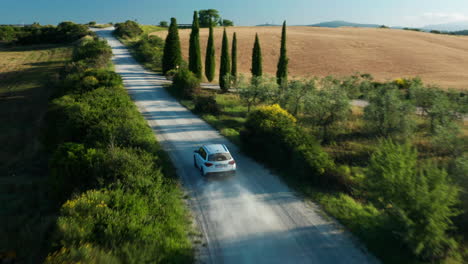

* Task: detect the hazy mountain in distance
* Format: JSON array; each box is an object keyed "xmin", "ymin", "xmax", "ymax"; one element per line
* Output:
[
  {"xmin": 422, "ymin": 21, "xmax": 468, "ymax": 31},
  {"xmin": 309, "ymin": 20, "xmax": 382, "ymax": 28},
  {"xmin": 256, "ymin": 23, "xmax": 281, "ymax": 26}
]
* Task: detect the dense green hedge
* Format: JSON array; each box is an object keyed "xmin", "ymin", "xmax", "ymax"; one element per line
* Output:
[
  {"xmin": 43, "ymin": 38, "xmax": 193, "ymax": 263},
  {"xmin": 114, "ymin": 20, "xmax": 143, "ymax": 39},
  {"xmin": 241, "ymin": 104, "xmax": 335, "ymax": 186},
  {"xmin": 0, "ymin": 22, "xmax": 90, "ymax": 45}
]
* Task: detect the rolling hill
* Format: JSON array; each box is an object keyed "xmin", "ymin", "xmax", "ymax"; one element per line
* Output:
[{"xmin": 151, "ymin": 26, "xmax": 468, "ymax": 90}]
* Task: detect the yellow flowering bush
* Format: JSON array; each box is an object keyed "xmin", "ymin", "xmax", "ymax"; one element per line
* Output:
[{"xmin": 242, "ymin": 104, "xmax": 334, "ymax": 184}]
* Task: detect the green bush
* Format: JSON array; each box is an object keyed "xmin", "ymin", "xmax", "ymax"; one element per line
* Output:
[
  {"xmin": 241, "ymin": 104, "xmax": 334, "ymax": 185},
  {"xmin": 53, "ymin": 188, "xmax": 192, "ymax": 263},
  {"xmin": 364, "ymin": 85, "xmax": 415, "ymax": 138},
  {"xmin": 60, "ymin": 68, "xmax": 122, "ymax": 94},
  {"xmin": 303, "ymin": 81, "xmax": 351, "ymax": 142},
  {"xmin": 45, "ymin": 244, "xmax": 120, "ymax": 264},
  {"xmin": 72, "ymin": 38, "xmax": 113, "ymax": 68},
  {"xmin": 194, "ymin": 96, "xmax": 221, "ymax": 115},
  {"xmin": 16, "ymin": 22, "xmax": 89, "ymax": 45},
  {"xmin": 48, "ymin": 143, "xmax": 100, "ymax": 200},
  {"xmin": 171, "ymin": 67, "xmax": 201, "ymax": 99},
  {"xmin": 133, "ymin": 35, "xmax": 164, "ymax": 69},
  {"xmin": 366, "ymin": 140, "xmax": 460, "ymax": 260},
  {"xmin": 114, "ymin": 20, "xmax": 143, "ymax": 39}
]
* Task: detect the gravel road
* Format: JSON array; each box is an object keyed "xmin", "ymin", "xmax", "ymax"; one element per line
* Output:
[{"xmin": 95, "ymin": 28, "xmax": 379, "ymax": 264}]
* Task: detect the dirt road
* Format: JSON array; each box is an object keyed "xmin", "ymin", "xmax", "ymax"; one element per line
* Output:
[{"xmin": 95, "ymin": 28, "xmax": 379, "ymax": 264}]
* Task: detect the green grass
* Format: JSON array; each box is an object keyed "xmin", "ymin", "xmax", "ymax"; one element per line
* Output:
[
  {"xmin": 0, "ymin": 43, "xmax": 73, "ymax": 263},
  {"xmin": 140, "ymin": 25, "xmax": 166, "ymax": 35}
]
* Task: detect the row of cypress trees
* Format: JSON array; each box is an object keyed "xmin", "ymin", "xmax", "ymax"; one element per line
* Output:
[
  {"xmin": 161, "ymin": 13, "xmax": 289, "ymax": 91},
  {"xmin": 251, "ymin": 21, "xmax": 288, "ymax": 86}
]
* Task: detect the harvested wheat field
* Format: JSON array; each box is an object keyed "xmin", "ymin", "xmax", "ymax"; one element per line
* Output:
[{"xmin": 151, "ymin": 26, "xmax": 468, "ymax": 90}]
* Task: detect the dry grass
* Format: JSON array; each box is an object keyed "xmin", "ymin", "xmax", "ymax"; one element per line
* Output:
[
  {"xmin": 0, "ymin": 44, "xmax": 72, "ymax": 171},
  {"xmin": 0, "ymin": 43, "xmax": 72, "ymax": 262},
  {"xmin": 151, "ymin": 26, "xmax": 468, "ymax": 90}
]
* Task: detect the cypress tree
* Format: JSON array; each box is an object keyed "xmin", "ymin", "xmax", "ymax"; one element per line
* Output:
[
  {"xmin": 189, "ymin": 11, "xmax": 202, "ymax": 79},
  {"xmin": 251, "ymin": 33, "xmax": 263, "ymax": 77},
  {"xmin": 276, "ymin": 20, "xmax": 288, "ymax": 85},
  {"xmin": 162, "ymin": 17, "xmax": 182, "ymax": 74},
  {"xmin": 205, "ymin": 21, "xmax": 215, "ymax": 82},
  {"xmin": 219, "ymin": 28, "xmax": 231, "ymax": 92},
  {"xmin": 231, "ymin": 32, "xmax": 237, "ymax": 78}
]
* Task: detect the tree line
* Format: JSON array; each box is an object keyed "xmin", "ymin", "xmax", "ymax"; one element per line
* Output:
[{"xmin": 162, "ymin": 12, "xmax": 289, "ymax": 93}]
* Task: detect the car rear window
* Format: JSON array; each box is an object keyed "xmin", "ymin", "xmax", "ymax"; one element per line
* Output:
[{"xmin": 208, "ymin": 153, "xmax": 232, "ymax": 161}]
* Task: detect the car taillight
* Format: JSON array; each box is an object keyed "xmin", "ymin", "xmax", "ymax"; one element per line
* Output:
[
  {"xmin": 204, "ymin": 162, "xmax": 213, "ymax": 167},
  {"xmin": 229, "ymin": 160, "xmax": 236, "ymax": 165}
]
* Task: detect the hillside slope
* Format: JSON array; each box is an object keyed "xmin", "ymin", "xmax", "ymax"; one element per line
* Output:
[{"xmin": 151, "ymin": 26, "xmax": 468, "ymax": 90}]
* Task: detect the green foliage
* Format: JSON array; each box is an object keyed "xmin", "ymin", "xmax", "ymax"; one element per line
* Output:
[
  {"xmin": 44, "ymin": 37, "xmax": 193, "ymax": 263},
  {"xmin": 205, "ymin": 23, "xmax": 216, "ymax": 82},
  {"xmin": 366, "ymin": 140, "xmax": 460, "ymax": 260},
  {"xmin": 276, "ymin": 21, "xmax": 288, "ymax": 85},
  {"xmin": 72, "ymin": 38, "xmax": 112, "ymax": 68},
  {"xmin": 172, "ymin": 67, "xmax": 201, "ymax": 99},
  {"xmin": 45, "ymin": 243, "xmax": 120, "ymax": 264},
  {"xmin": 14, "ymin": 22, "xmax": 89, "ymax": 45},
  {"xmin": 159, "ymin": 21, "xmax": 168, "ymax": 27},
  {"xmin": 114, "ymin": 20, "xmax": 143, "ymax": 38},
  {"xmin": 48, "ymin": 143, "xmax": 100, "ymax": 201},
  {"xmin": 189, "ymin": 11, "xmax": 203, "ymax": 79},
  {"xmin": 242, "ymin": 104, "xmax": 334, "ymax": 184},
  {"xmin": 194, "ymin": 95, "xmax": 221, "ymax": 115},
  {"xmin": 220, "ymin": 19, "xmax": 234, "ymax": 27},
  {"xmin": 340, "ymin": 74, "xmax": 375, "ymax": 99},
  {"xmin": 364, "ymin": 85, "xmax": 415, "ymax": 137},
  {"xmin": 281, "ymin": 79, "xmax": 315, "ymax": 116},
  {"xmin": 251, "ymin": 33, "xmax": 263, "ymax": 77},
  {"xmin": 408, "ymin": 85, "xmax": 463, "ymax": 136},
  {"xmin": 303, "ymin": 81, "xmax": 351, "ymax": 142},
  {"xmin": 199, "ymin": 9, "xmax": 221, "ymax": 27},
  {"xmin": 0, "ymin": 25, "xmax": 17, "ymax": 42},
  {"xmin": 162, "ymin": 18, "xmax": 183, "ymax": 74},
  {"xmin": 52, "ymin": 186, "xmax": 192, "ymax": 264},
  {"xmin": 133, "ymin": 34, "xmax": 164, "ymax": 69},
  {"xmin": 219, "ymin": 28, "xmax": 231, "ymax": 92},
  {"xmin": 60, "ymin": 68, "xmax": 122, "ymax": 94},
  {"xmin": 237, "ymin": 75, "xmax": 278, "ymax": 112},
  {"xmin": 431, "ymin": 123, "xmax": 464, "ymax": 157},
  {"xmin": 231, "ymin": 32, "xmax": 237, "ymax": 78}
]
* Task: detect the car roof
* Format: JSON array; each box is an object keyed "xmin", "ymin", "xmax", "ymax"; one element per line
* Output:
[{"xmin": 203, "ymin": 144, "xmax": 229, "ymax": 154}]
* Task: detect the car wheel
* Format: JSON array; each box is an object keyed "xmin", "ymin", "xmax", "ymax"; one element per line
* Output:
[
  {"xmin": 201, "ymin": 167, "xmax": 205, "ymax": 176},
  {"xmin": 193, "ymin": 156, "xmax": 197, "ymax": 168}
]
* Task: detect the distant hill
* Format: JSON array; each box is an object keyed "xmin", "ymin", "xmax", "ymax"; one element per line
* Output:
[
  {"xmin": 308, "ymin": 20, "xmax": 382, "ymax": 28},
  {"xmin": 422, "ymin": 21, "xmax": 468, "ymax": 32},
  {"xmin": 256, "ymin": 23, "xmax": 281, "ymax": 27}
]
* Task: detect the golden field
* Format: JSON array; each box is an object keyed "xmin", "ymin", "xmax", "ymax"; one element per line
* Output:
[{"xmin": 151, "ymin": 26, "xmax": 468, "ymax": 90}]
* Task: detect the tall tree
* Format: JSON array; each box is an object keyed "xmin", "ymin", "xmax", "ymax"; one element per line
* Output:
[
  {"xmin": 162, "ymin": 17, "xmax": 182, "ymax": 74},
  {"xmin": 205, "ymin": 21, "xmax": 216, "ymax": 82},
  {"xmin": 276, "ymin": 20, "xmax": 289, "ymax": 85},
  {"xmin": 189, "ymin": 11, "xmax": 202, "ymax": 79},
  {"xmin": 219, "ymin": 28, "xmax": 231, "ymax": 92},
  {"xmin": 251, "ymin": 33, "xmax": 263, "ymax": 77},
  {"xmin": 199, "ymin": 9, "xmax": 220, "ymax": 27},
  {"xmin": 231, "ymin": 32, "xmax": 237, "ymax": 78}
]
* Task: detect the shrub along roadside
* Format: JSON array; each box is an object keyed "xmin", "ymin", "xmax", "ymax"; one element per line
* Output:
[
  {"xmin": 113, "ymin": 21, "xmax": 165, "ymax": 72},
  {"xmin": 43, "ymin": 37, "xmax": 193, "ymax": 263}
]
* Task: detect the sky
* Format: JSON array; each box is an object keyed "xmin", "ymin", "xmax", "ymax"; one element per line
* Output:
[{"xmin": 2, "ymin": 0, "xmax": 468, "ymax": 27}]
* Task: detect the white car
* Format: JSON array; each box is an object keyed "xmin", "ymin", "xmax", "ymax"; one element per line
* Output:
[{"xmin": 194, "ymin": 144, "xmax": 236, "ymax": 176}]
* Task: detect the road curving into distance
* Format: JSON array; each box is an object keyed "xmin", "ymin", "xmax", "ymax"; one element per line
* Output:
[{"xmin": 95, "ymin": 28, "xmax": 380, "ymax": 264}]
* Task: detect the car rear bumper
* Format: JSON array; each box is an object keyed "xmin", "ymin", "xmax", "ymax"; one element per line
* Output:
[{"xmin": 204, "ymin": 165, "xmax": 236, "ymax": 174}]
